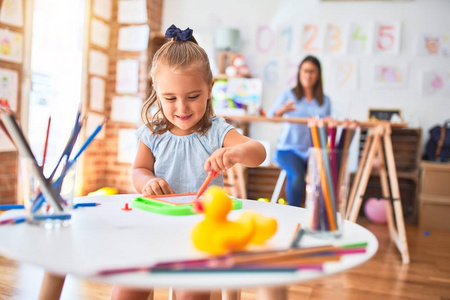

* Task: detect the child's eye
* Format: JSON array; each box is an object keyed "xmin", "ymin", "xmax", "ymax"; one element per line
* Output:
[
  {"xmin": 188, "ymin": 95, "xmax": 200, "ymax": 100},
  {"xmin": 165, "ymin": 97, "xmax": 176, "ymax": 101}
]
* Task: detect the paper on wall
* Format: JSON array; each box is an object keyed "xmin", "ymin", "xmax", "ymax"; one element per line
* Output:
[
  {"xmin": 373, "ymin": 22, "xmax": 401, "ymax": 55},
  {"xmin": 415, "ymin": 34, "xmax": 440, "ymax": 56},
  {"xmin": 0, "ymin": 0, "xmax": 23, "ymax": 27},
  {"xmin": 89, "ymin": 50, "xmax": 108, "ymax": 77},
  {"xmin": 86, "ymin": 112, "xmax": 106, "ymax": 140},
  {"xmin": 421, "ymin": 70, "xmax": 448, "ymax": 96},
  {"xmin": 93, "ymin": 0, "xmax": 112, "ymax": 21},
  {"xmin": 111, "ymin": 96, "xmax": 142, "ymax": 124},
  {"xmin": 0, "ymin": 29, "xmax": 23, "ymax": 63},
  {"xmin": 89, "ymin": 77, "xmax": 105, "ymax": 112},
  {"xmin": 330, "ymin": 59, "xmax": 358, "ymax": 91},
  {"xmin": 347, "ymin": 23, "xmax": 373, "ymax": 55},
  {"xmin": 116, "ymin": 59, "xmax": 139, "ymax": 94},
  {"xmin": 0, "ymin": 68, "xmax": 18, "ymax": 112},
  {"xmin": 371, "ymin": 62, "xmax": 408, "ymax": 89},
  {"xmin": 118, "ymin": 0, "xmax": 148, "ymax": 24},
  {"xmin": 91, "ymin": 18, "xmax": 110, "ymax": 49},
  {"xmin": 117, "ymin": 129, "xmax": 138, "ymax": 163},
  {"xmin": 0, "ymin": 131, "xmax": 15, "ymax": 152},
  {"xmin": 118, "ymin": 25, "xmax": 150, "ymax": 51}
]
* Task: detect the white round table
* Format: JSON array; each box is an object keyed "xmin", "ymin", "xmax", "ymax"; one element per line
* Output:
[{"xmin": 0, "ymin": 194, "xmax": 378, "ymax": 296}]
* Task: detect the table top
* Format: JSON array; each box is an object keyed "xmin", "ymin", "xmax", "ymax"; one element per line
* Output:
[
  {"xmin": 0, "ymin": 194, "xmax": 378, "ymax": 290},
  {"xmin": 219, "ymin": 115, "xmax": 408, "ymax": 128}
]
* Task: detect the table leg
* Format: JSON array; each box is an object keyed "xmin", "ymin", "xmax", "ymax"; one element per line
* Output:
[
  {"xmin": 38, "ymin": 272, "xmax": 66, "ymax": 300},
  {"xmin": 256, "ymin": 286, "xmax": 287, "ymax": 300}
]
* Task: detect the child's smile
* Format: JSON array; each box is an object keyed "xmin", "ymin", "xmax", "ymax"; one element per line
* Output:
[{"xmin": 154, "ymin": 65, "xmax": 212, "ymax": 136}]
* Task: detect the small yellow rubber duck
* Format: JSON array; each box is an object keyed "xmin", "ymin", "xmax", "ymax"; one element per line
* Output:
[{"xmin": 191, "ymin": 186, "xmax": 277, "ymax": 255}]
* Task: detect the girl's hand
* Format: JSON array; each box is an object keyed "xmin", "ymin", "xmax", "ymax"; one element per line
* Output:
[
  {"xmin": 204, "ymin": 147, "xmax": 243, "ymax": 174},
  {"xmin": 142, "ymin": 178, "xmax": 174, "ymax": 196}
]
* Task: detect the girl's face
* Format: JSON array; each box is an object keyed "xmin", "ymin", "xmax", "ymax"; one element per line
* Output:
[
  {"xmin": 299, "ymin": 61, "xmax": 320, "ymax": 90},
  {"xmin": 154, "ymin": 65, "xmax": 212, "ymax": 136}
]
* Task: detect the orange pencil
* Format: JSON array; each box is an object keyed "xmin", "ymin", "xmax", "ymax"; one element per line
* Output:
[
  {"xmin": 308, "ymin": 117, "xmax": 337, "ymax": 231},
  {"xmin": 193, "ymin": 170, "xmax": 217, "ymax": 212}
]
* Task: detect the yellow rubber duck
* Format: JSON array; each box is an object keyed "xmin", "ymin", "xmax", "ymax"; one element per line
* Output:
[{"xmin": 191, "ymin": 186, "xmax": 277, "ymax": 255}]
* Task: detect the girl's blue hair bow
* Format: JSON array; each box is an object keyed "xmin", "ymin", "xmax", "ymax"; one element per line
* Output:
[{"xmin": 165, "ymin": 24, "xmax": 193, "ymax": 41}]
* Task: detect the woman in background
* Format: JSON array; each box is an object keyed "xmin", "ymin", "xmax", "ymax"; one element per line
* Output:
[{"xmin": 268, "ymin": 55, "xmax": 331, "ymax": 207}]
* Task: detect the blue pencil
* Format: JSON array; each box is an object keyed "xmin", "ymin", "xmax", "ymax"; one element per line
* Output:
[
  {"xmin": 0, "ymin": 216, "xmax": 26, "ymax": 225},
  {"xmin": 1, "ymin": 203, "xmax": 99, "ymax": 211},
  {"xmin": 32, "ymin": 118, "xmax": 106, "ymax": 213},
  {"xmin": 33, "ymin": 214, "xmax": 71, "ymax": 221},
  {"xmin": 73, "ymin": 203, "xmax": 100, "ymax": 209},
  {"xmin": 0, "ymin": 204, "xmax": 24, "ymax": 210}
]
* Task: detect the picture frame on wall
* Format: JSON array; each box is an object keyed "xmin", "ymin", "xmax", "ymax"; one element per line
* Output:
[{"xmin": 368, "ymin": 108, "xmax": 403, "ymax": 122}]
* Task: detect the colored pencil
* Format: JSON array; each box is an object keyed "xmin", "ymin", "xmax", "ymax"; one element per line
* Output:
[
  {"xmin": 42, "ymin": 116, "xmax": 51, "ymax": 170},
  {"xmin": 30, "ymin": 111, "xmax": 85, "ymax": 212},
  {"xmin": 73, "ymin": 202, "xmax": 101, "ymax": 209},
  {"xmin": 0, "ymin": 111, "xmax": 63, "ymax": 212},
  {"xmin": 33, "ymin": 117, "xmax": 106, "ymax": 212},
  {"xmin": 290, "ymin": 227, "xmax": 305, "ymax": 249},
  {"xmin": 149, "ymin": 265, "xmax": 316, "ymax": 273},
  {"xmin": 308, "ymin": 118, "xmax": 336, "ymax": 231},
  {"xmin": 33, "ymin": 214, "xmax": 71, "ymax": 221},
  {"xmin": 0, "ymin": 216, "xmax": 25, "ymax": 225},
  {"xmin": 1, "ymin": 203, "xmax": 100, "ymax": 210},
  {"xmin": 290, "ymin": 223, "xmax": 301, "ymax": 243},
  {"xmin": 318, "ymin": 120, "xmax": 337, "ymax": 227},
  {"xmin": 97, "ymin": 243, "xmax": 368, "ymax": 276},
  {"xmin": 193, "ymin": 169, "xmax": 217, "ymax": 212},
  {"xmin": 328, "ymin": 120, "xmax": 338, "ymax": 191},
  {"xmin": 0, "ymin": 204, "xmax": 24, "ymax": 210},
  {"xmin": 97, "ymin": 242, "xmax": 368, "ymax": 276}
]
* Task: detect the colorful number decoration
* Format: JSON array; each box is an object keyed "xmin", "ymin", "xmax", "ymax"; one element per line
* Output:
[
  {"xmin": 263, "ymin": 60, "xmax": 278, "ymax": 84},
  {"xmin": 281, "ymin": 25, "xmax": 293, "ymax": 53},
  {"xmin": 348, "ymin": 23, "xmax": 372, "ymax": 54},
  {"xmin": 331, "ymin": 59, "xmax": 358, "ymax": 91},
  {"xmin": 285, "ymin": 59, "xmax": 298, "ymax": 87},
  {"xmin": 325, "ymin": 24, "xmax": 344, "ymax": 53},
  {"xmin": 301, "ymin": 24, "xmax": 321, "ymax": 53},
  {"xmin": 374, "ymin": 22, "xmax": 401, "ymax": 55},
  {"xmin": 256, "ymin": 25, "xmax": 276, "ymax": 54}
]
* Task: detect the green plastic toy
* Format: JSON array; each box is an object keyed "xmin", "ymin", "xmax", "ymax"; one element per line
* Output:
[{"xmin": 132, "ymin": 193, "xmax": 242, "ymax": 216}]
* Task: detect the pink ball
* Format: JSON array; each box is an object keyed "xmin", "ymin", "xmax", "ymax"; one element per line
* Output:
[{"xmin": 364, "ymin": 198, "xmax": 387, "ymax": 224}]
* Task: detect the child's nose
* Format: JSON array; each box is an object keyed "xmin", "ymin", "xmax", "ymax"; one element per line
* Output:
[{"xmin": 176, "ymin": 100, "xmax": 189, "ymax": 112}]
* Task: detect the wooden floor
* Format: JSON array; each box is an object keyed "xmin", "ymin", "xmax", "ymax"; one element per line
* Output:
[{"xmin": 0, "ymin": 220, "xmax": 449, "ymax": 300}]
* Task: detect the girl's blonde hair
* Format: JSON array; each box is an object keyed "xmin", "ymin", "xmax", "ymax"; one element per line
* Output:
[{"xmin": 141, "ymin": 38, "xmax": 214, "ymax": 135}]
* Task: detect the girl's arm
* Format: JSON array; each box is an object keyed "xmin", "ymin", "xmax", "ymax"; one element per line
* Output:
[
  {"xmin": 204, "ymin": 129, "xmax": 266, "ymax": 173},
  {"xmin": 132, "ymin": 141, "xmax": 174, "ymax": 195}
]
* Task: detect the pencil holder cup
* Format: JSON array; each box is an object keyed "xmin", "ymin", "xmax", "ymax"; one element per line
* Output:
[
  {"xmin": 304, "ymin": 148, "xmax": 350, "ymax": 238},
  {"xmin": 20, "ymin": 157, "xmax": 76, "ymax": 229}
]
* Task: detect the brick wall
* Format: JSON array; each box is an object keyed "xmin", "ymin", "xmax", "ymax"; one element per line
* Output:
[
  {"xmin": 0, "ymin": 4, "xmax": 24, "ymax": 204},
  {"xmin": 80, "ymin": 0, "xmax": 163, "ymax": 195},
  {"xmin": 0, "ymin": 152, "xmax": 19, "ymax": 203}
]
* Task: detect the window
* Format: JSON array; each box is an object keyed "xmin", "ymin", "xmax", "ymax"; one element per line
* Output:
[{"xmin": 28, "ymin": 0, "xmax": 86, "ymax": 177}]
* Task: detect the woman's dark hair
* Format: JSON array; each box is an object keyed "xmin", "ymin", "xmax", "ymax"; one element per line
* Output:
[{"xmin": 291, "ymin": 55, "xmax": 324, "ymax": 106}]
